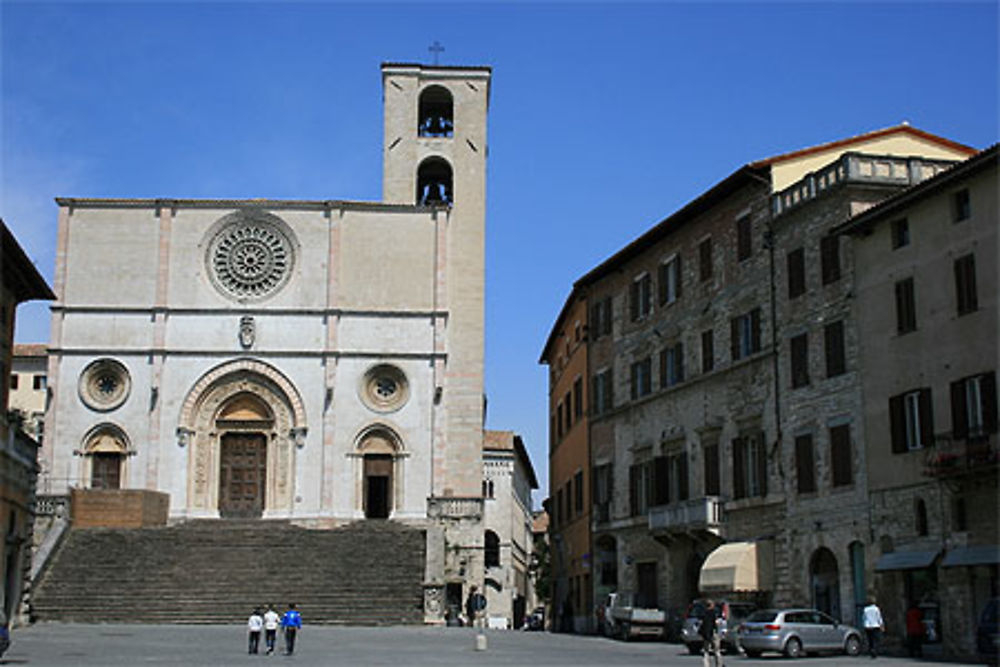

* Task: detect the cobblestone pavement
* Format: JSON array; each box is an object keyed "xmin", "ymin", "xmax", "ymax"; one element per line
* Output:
[{"xmin": 1, "ymin": 624, "xmax": 981, "ymax": 666}]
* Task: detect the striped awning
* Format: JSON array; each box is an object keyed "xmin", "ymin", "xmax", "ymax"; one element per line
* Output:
[{"xmin": 699, "ymin": 541, "xmax": 774, "ymax": 593}]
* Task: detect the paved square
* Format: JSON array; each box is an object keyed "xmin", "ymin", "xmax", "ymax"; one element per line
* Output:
[{"xmin": 1, "ymin": 624, "xmax": 973, "ymax": 666}]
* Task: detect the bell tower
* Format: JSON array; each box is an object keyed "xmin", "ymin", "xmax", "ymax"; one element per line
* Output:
[{"xmin": 380, "ymin": 62, "xmax": 491, "ymax": 500}]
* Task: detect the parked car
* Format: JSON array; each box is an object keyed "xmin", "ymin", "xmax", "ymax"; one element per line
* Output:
[
  {"xmin": 737, "ymin": 608, "xmax": 863, "ymax": 658},
  {"xmin": 681, "ymin": 599, "xmax": 757, "ymax": 655},
  {"xmin": 600, "ymin": 592, "xmax": 666, "ymax": 641},
  {"xmin": 524, "ymin": 606, "xmax": 545, "ymax": 631},
  {"xmin": 978, "ymin": 598, "xmax": 999, "ymax": 664}
]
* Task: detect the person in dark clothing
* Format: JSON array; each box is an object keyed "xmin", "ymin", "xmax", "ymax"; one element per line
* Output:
[
  {"xmin": 906, "ymin": 604, "xmax": 924, "ymax": 657},
  {"xmin": 700, "ymin": 599, "xmax": 723, "ymax": 667},
  {"xmin": 281, "ymin": 603, "xmax": 302, "ymax": 655},
  {"xmin": 465, "ymin": 586, "xmax": 487, "ymax": 628}
]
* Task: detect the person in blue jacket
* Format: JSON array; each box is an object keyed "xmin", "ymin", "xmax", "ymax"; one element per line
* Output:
[{"xmin": 281, "ymin": 603, "xmax": 302, "ymax": 655}]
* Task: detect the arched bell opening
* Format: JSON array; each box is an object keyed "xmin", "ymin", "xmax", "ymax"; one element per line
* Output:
[
  {"xmin": 416, "ymin": 157, "xmax": 453, "ymax": 206},
  {"xmin": 418, "ymin": 85, "xmax": 454, "ymax": 137}
]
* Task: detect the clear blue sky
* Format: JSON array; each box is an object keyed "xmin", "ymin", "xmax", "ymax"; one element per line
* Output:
[{"xmin": 3, "ymin": 2, "xmax": 998, "ymax": 506}]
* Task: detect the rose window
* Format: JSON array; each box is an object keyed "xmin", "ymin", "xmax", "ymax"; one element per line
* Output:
[
  {"xmin": 361, "ymin": 365, "xmax": 409, "ymax": 413},
  {"xmin": 206, "ymin": 213, "xmax": 294, "ymax": 301},
  {"xmin": 79, "ymin": 359, "xmax": 131, "ymax": 412}
]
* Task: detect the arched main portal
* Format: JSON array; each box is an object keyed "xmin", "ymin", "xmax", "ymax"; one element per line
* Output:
[
  {"xmin": 178, "ymin": 359, "xmax": 307, "ymax": 518},
  {"xmin": 810, "ymin": 547, "xmax": 841, "ymax": 619}
]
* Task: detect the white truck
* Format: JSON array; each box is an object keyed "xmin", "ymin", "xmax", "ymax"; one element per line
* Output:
[{"xmin": 601, "ymin": 592, "xmax": 666, "ymax": 641}]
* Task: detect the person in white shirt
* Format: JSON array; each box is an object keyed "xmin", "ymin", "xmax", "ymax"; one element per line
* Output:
[
  {"xmin": 247, "ymin": 608, "xmax": 263, "ymax": 655},
  {"xmin": 263, "ymin": 605, "xmax": 281, "ymax": 655},
  {"xmin": 862, "ymin": 598, "xmax": 885, "ymax": 658}
]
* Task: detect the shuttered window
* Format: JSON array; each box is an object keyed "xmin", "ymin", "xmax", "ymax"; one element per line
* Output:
[{"xmin": 830, "ymin": 424, "xmax": 853, "ymax": 487}]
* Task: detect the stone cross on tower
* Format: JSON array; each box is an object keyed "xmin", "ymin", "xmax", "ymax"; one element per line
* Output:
[{"xmin": 428, "ymin": 41, "xmax": 444, "ymax": 65}]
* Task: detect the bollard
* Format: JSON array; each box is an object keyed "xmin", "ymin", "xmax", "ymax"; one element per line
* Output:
[{"xmin": 475, "ymin": 631, "xmax": 487, "ymax": 651}]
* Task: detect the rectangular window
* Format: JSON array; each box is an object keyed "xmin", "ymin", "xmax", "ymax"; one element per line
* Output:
[
  {"xmin": 590, "ymin": 297, "xmax": 613, "ymax": 341},
  {"xmin": 556, "ymin": 487, "xmax": 564, "ymax": 528},
  {"xmin": 653, "ymin": 451, "xmax": 689, "ymax": 505},
  {"xmin": 736, "ymin": 214, "xmax": 752, "ymax": 261},
  {"xmin": 629, "ymin": 462, "xmax": 651, "ymax": 516},
  {"xmin": 659, "ymin": 342, "xmax": 684, "ymax": 388},
  {"xmin": 951, "ymin": 371, "xmax": 998, "ymax": 440},
  {"xmin": 895, "ymin": 277, "xmax": 917, "ymax": 334},
  {"xmin": 9, "ymin": 374, "xmax": 18, "ymax": 390},
  {"xmin": 733, "ymin": 432, "xmax": 767, "ymax": 499},
  {"xmin": 730, "ymin": 307, "xmax": 762, "ymax": 361},
  {"xmin": 574, "ymin": 470, "xmax": 584, "ymax": 515},
  {"xmin": 591, "ymin": 369, "xmax": 613, "ymax": 415},
  {"xmin": 889, "ymin": 388, "xmax": 933, "ymax": 453},
  {"xmin": 830, "ymin": 424, "xmax": 853, "ymax": 487},
  {"xmin": 593, "ymin": 463, "xmax": 613, "ymax": 523},
  {"xmin": 891, "ymin": 218, "xmax": 909, "ymax": 249},
  {"xmin": 954, "ymin": 254, "xmax": 978, "ymax": 316},
  {"xmin": 824, "ymin": 321, "xmax": 846, "ymax": 378},
  {"xmin": 658, "ymin": 255, "xmax": 682, "ymax": 305},
  {"xmin": 630, "ymin": 357, "xmax": 652, "ymax": 400},
  {"xmin": 573, "ymin": 377, "xmax": 583, "ymax": 419},
  {"xmin": 795, "ymin": 434, "xmax": 816, "ymax": 494},
  {"xmin": 787, "ymin": 247, "xmax": 806, "ymax": 299},
  {"xmin": 564, "ymin": 391, "xmax": 572, "ymax": 430},
  {"xmin": 701, "ymin": 329, "xmax": 714, "ymax": 374},
  {"xmin": 790, "ymin": 333, "xmax": 810, "ymax": 388},
  {"xmin": 820, "ymin": 235, "xmax": 841, "ymax": 285},
  {"xmin": 33, "ymin": 374, "xmax": 46, "ymax": 391},
  {"xmin": 954, "ymin": 188, "xmax": 971, "ymax": 222},
  {"xmin": 630, "ymin": 274, "xmax": 652, "ymax": 321},
  {"xmin": 556, "ymin": 402, "xmax": 564, "ymax": 440},
  {"xmin": 699, "ymin": 237, "xmax": 713, "ymax": 282},
  {"xmin": 703, "ymin": 441, "xmax": 720, "ymax": 496}
]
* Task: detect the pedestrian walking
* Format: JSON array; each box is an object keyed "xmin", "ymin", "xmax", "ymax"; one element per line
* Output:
[
  {"xmin": 0, "ymin": 610, "xmax": 9, "ymax": 660},
  {"xmin": 247, "ymin": 607, "xmax": 263, "ymax": 655},
  {"xmin": 281, "ymin": 603, "xmax": 302, "ymax": 655},
  {"xmin": 906, "ymin": 603, "xmax": 924, "ymax": 657},
  {"xmin": 465, "ymin": 585, "xmax": 487, "ymax": 629},
  {"xmin": 700, "ymin": 599, "xmax": 724, "ymax": 667},
  {"xmin": 862, "ymin": 597, "xmax": 885, "ymax": 659},
  {"xmin": 263, "ymin": 604, "xmax": 280, "ymax": 655}
]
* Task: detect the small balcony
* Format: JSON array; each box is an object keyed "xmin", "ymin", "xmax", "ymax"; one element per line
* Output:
[
  {"xmin": 648, "ymin": 496, "xmax": 723, "ymax": 537},
  {"xmin": 923, "ymin": 434, "xmax": 999, "ymax": 478}
]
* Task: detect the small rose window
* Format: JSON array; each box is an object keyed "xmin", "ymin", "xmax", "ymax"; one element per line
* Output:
[
  {"xmin": 79, "ymin": 359, "xmax": 131, "ymax": 412},
  {"xmin": 361, "ymin": 365, "xmax": 409, "ymax": 413}
]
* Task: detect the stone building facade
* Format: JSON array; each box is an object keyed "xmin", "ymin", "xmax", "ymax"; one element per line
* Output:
[
  {"xmin": 40, "ymin": 63, "xmax": 491, "ymax": 623},
  {"xmin": 481, "ymin": 430, "xmax": 538, "ymax": 628},
  {"xmin": 539, "ymin": 290, "xmax": 592, "ymax": 631},
  {"xmin": 838, "ymin": 146, "xmax": 997, "ymax": 659},
  {"xmin": 1, "ymin": 221, "xmax": 55, "ymax": 627},
  {"xmin": 542, "ymin": 125, "xmax": 980, "ymax": 639}
]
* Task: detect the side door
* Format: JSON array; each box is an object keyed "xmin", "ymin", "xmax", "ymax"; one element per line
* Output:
[{"xmin": 815, "ymin": 611, "xmax": 840, "ymax": 650}]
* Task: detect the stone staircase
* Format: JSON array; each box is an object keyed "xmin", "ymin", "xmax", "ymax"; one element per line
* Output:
[{"xmin": 31, "ymin": 520, "xmax": 426, "ymax": 625}]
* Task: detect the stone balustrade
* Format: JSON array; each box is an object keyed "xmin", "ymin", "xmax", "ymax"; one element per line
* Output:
[{"xmin": 648, "ymin": 495, "xmax": 723, "ymax": 535}]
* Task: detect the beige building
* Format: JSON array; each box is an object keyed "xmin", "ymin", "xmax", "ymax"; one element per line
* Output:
[
  {"xmin": 481, "ymin": 430, "xmax": 538, "ymax": 628},
  {"xmin": 40, "ymin": 63, "xmax": 491, "ymax": 623},
  {"xmin": 838, "ymin": 145, "xmax": 997, "ymax": 659},
  {"xmin": 8, "ymin": 344, "xmax": 47, "ymax": 448},
  {"xmin": 1, "ymin": 221, "xmax": 55, "ymax": 626}
]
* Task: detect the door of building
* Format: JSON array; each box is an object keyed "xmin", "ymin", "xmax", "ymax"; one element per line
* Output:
[
  {"xmin": 91, "ymin": 453, "xmax": 122, "ymax": 489},
  {"xmin": 636, "ymin": 561, "xmax": 659, "ymax": 609},
  {"xmin": 219, "ymin": 433, "xmax": 267, "ymax": 518},
  {"xmin": 364, "ymin": 454, "xmax": 392, "ymax": 519}
]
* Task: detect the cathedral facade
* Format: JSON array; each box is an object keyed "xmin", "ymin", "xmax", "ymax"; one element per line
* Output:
[{"xmin": 41, "ymin": 63, "xmax": 490, "ymax": 621}]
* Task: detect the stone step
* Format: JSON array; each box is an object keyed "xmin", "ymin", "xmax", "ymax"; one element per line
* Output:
[{"xmin": 33, "ymin": 519, "xmax": 427, "ymax": 625}]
